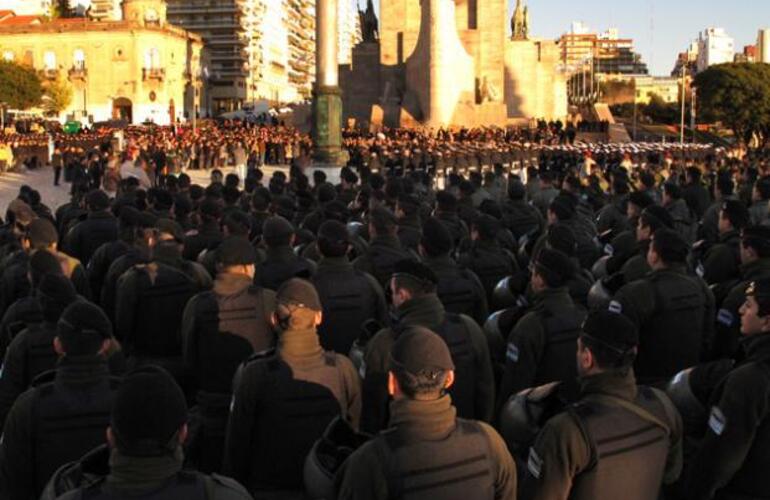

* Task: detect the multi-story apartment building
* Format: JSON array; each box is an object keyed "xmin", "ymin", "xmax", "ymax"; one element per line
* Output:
[{"xmin": 559, "ymin": 23, "xmax": 648, "ymax": 76}]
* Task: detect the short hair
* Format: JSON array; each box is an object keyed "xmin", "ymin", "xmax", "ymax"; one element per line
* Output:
[
  {"xmin": 392, "ymin": 366, "xmax": 449, "ymax": 400},
  {"xmin": 651, "ymin": 228, "xmax": 689, "ymax": 264},
  {"xmin": 222, "ymin": 211, "xmax": 252, "ymax": 237},
  {"xmin": 639, "ymin": 171, "xmax": 656, "ymax": 189},
  {"xmin": 392, "ymin": 273, "xmax": 436, "ymax": 297},
  {"xmin": 580, "ymin": 336, "xmax": 637, "ymax": 370},
  {"xmin": 742, "ymin": 228, "xmax": 770, "ymax": 259}
]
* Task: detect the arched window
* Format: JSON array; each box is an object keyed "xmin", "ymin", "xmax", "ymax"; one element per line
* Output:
[
  {"xmin": 73, "ymin": 49, "xmax": 85, "ymax": 69},
  {"xmin": 44, "ymin": 51, "xmax": 56, "ymax": 70},
  {"xmin": 2, "ymin": 50, "xmax": 14, "ymax": 62}
]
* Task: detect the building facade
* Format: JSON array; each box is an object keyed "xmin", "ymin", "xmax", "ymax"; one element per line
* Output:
[
  {"xmin": 757, "ymin": 29, "xmax": 770, "ymax": 64},
  {"xmin": 634, "ymin": 76, "xmax": 679, "ymax": 104},
  {"xmin": 696, "ymin": 27, "xmax": 734, "ymax": 73},
  {"xmin": 559, "ymin": 24, "xmax": 648, "ymax": 76},
  {"xmin": 0, "ymin": 0, "xmax": 52, "ymax": 16},
  {"xmin": 89, "ymin": 0, "xmax": 123, "ymax": 20},
  {"xmin": 0, "ymin": 0, "xmax": 203, "ymax": 125}
]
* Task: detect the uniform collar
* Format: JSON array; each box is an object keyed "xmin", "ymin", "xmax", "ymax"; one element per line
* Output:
[
  {"xmin": 741, "ymin": 333, "xmax": 770, "ymax": 362},
  {"xmin": 388, "ymin": 395, "xmax": 457, "ymax": 441},
  {"xmin": 214, "ymin": 272, "xmax": 252, "ymax": 296},
  {"xmin": 579, "ymin": 369, "xmax": 638, "ymax": 401},
  {"xmin": 396, "ymin": 294, "xmax": 445, "ymax": 331},
  {"xmin": 278, "ymin": 327, "xmax": 324, "ymax": 361}
]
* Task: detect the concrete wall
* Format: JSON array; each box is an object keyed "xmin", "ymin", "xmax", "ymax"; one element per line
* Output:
[{"xmin": 505, "ymin": 39, "xmax": 567, "ymax": 121}]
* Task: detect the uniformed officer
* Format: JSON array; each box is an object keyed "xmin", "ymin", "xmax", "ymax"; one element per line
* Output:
[
  {"xmin": 700, "ymin": 200, "xmax": 749, "ymax": 288},
  {"xmin": 611, "ymin": 227, "xmax": 715, "ymax": 385},
  {"xmin": 500, "ymin": 179, "xmax": 544, "ymax": 241},
  {"xmin": 522, "ymin": 310, "xmax": 683, "ymax": 500},
  {"xmin": 353, "ymin": 206, "xmax": 418, "ymax": 287},
  {"xmin": 223, "ymin": 279, "xmax": 361, "ymax": 497},
  {"xmin": 498, "ymin": 248, "xmax": 587, "ymax": 407},
  {"xmin": 396, "ymin": 194, "xmax": 423, "ymax": 253},
  {"xmin": 433, "ymin": 190, "xmax": 471, "ymax": 248},
  {"xmin": 255, "ymin": 216, "xmax": 316, "ymax": 290},
  {"xmin": 49, "ymin": 366, "xmax": 253, "ymax": 500},
  {"xmin": 0, "ymin": 301, "xmax": 120, "ymax": 500},
  {"xmin": 338, "ymin": 327, "xmax": 517, "ymax": 500},
  {"xmin": 311, "ymin": 220, "xmax": 387, "ymax": 355},
  {"xmin": 420, "ymin": 217, "xmax": 489, "ymax": 325},
  {"xmin": 361, "ymin": 260, "xmax": 494, "ymax": 433},
  {"xmin": 459, "ymin": 214, "xmax": 520, "ymax": 306},
  {"xmin": 62, "ymin": 190, "xmax": 117, "ymax": 267},
  {"xmin": 713, "ymin": 226, "xmax": 770, "ymax": 359},
  {"xmin": 686, "ymin": 278, "xmax": 770, "ymax": 499},
  {"xmin": 0, "ymin": 274, "xmax": 78, "ymax": 428},
  {"xmin": 181, "ymin": 236, "xmax": 276, "ymax": 472}
]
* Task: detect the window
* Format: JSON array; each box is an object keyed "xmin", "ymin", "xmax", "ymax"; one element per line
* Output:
[
  {"xmin": 2, "ymin": 50, "xmax": 14, "ymax": 62},
  {"xmin": 144, "ymin": 47, "xmax": 161, "ymax": 68},
  {"xmin": 44, "ymin": 51, "xmax": 56, "ymax": 70},
  {"xmin": 73, "ymin": 49, "xmax": 85, "ymax": 69}
]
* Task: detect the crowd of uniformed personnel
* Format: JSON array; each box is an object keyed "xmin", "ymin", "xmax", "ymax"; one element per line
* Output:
[{"xmin": 0, "ymin": 127, "xmax": 767, "ymax": 500}]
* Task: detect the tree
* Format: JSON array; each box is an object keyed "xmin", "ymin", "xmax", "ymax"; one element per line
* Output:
[
  {"xmin": 644, "ymin": 93, "xmax": 680, "ymax": 125},
  {"xmin": 52, "ymin": 0, "xmax": 74, "ymax": 19},
  {"xmin": 695, "ymin": 63, "xmax": 770, "ymax": 149},
  {"xmin": 42, "ymin": 75, "xmax": 73, "ymax": 116},
  {"xmin": 0, "ymin": 61, "xmax": 43, "ymax": 110}
]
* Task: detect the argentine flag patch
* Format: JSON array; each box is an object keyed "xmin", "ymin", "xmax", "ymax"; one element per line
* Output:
[
  {"xmin": 608, "ymin": 300, "xmax": 623, "ymax": 314},
  {"xmin": 717, "ymin": 309, "xmax": 734, "ymax": 327},
  {"xmin": 506, "ymin": 343, "xmax": 520, "ymax": 363},
  {"xmin": 527, "ymin": 448, "xmax": 543, "ymax": 479},
  {"xmin": 708, "ymin": 406, "xmax": 727, "ymax": 436}
]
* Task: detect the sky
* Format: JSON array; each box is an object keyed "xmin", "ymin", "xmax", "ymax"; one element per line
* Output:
[
  {"xmin": 365, "ymin": 0, "xmax": 770, "ymax": 75},
  {"xmin": 523, "ymin": 0, "xmax": 770, "ymax": 75}
]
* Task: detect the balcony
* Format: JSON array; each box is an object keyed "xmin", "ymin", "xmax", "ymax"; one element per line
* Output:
[
  {"xmin": 68, "ymin": 66, "xmax": 87, "ymax": 81},
  {"xmin": 41, "ymin": 68, "xmax": 59, "ymax": 80},
  {"xmin": 142, "ymin": 67, "xmax": 166, "ymax": 81}
]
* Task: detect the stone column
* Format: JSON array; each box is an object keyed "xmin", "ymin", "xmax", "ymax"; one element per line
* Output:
[{"xmin": 312, "ymin": 0, "xmax": 348, "ymax": 172}]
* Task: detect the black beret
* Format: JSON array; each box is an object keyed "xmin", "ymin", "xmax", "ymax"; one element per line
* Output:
[
  {"xmin": 534, "ymin": 248, "xmax": 575, "ymax": 284},
  {"xmin": 421, "ymin": 217, "xmax": 453, "ymax": 256},
  {"xmin": 86, "ymin": 190, "xmax": 110, "ymax": 211},
  {"xmin": 370, "ymin": 205, "xmax": 398, "ymax": 229},
  {"xmin": 583, "ymin": 310, "xmax": 639, "ymax": 352},
  {"xmin": 263, "ymin": 216, "xmax": 295, "ymax": 244},
  {"xmin": 317, "ymin": 183, "xmax": 337, "ymax": 204},
  {"xmin": 217, "ymin": 236, "xmax": 256, "ymax": 266},
  {"xmin": 746, "ymin": 278, "xmax": 770, "ymax": 302},
  {"xmin": 547, "ymin": 223, "xmax": 577, "ymax": 257},
  {"xmin": 628, "ymin": 191, "xmax": 654, "ymax": 210},
  {"xmin": 200, "ymin": 199, "xmax": 223, "ymax": 219},
  {"xmin": 473, "ymin": 214, "xmax": 500, "ymax": 241},
  {"xmin": 641, "ymin": 205, "xmax": 674, "ymax": 230},
  {"xmin": 29, "ymin": 249, "xmax": 63, "ymax": 278},
  {"xmin": 276, "ymin": 278, "xmax": 322, "ymax": 311},
  {"xmin": 650, "ymin": 227, "xmax": 689, "ymax": 263},
  {"xmin": 435, "ymin": 191, "xmax": 458, "ymax": 212},
  {"xmin": 153, "ymin": 190, "xmax": 174, "ymax": 211},
  {"xmin": 389, "ymin": 326, "xmax": 454, "ymax": 375},
  {"xmin": 111, "ymin": 366, "xmax": 187, "ymax": 457},
  {"xmin": 508, "ymin": 180, "xmax": 526, "ymax": 200},
  {"xmin": 37, "ymin": 273, "xmax": 77, "ymax": 306},
  {"xmin": 663, "ymin": 182, "xmax": 682, "ymax": 199},
  {"xmin": 549, "ymin": 195, "xmax": 576, "ymax": 221},
  {"xmin": 742, "ymin": 225, "xmax": 770, "ymax": 244},
  {"xmin": 57, "ymin": 301, "xmax": 113, "ymax": 354},
  {"xmin": 393, "ymin": 259, "xmax": 438, "ymax": 286},
  {"xmin": 318, "ymin": 220, "xmax": 349, "ymax": 244},
  {"xmin": 720, "ymin": 200, "xmax": 750, "ymax": 229}
]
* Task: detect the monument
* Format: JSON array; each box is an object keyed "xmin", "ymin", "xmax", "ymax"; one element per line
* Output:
[
  {"xmin": 339, "ymin": 0, "xmax": 567, "ymax": 129},
  {"xmin": 312, "ymin": 0, "xmax": 347, "ymax": 174}
]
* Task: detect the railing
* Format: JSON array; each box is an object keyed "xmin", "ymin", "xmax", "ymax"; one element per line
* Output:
[{"xmin": 142, "ymin": 67, "xmax": 165, "ymax": 81}]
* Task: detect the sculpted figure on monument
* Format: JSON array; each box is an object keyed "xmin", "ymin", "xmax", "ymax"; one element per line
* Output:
[{"xmin": 359, "ymin": 0, "xmax": 379, "ymax": 42}]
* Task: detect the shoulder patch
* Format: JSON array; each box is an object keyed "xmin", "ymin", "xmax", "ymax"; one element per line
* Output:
[
  {"xmin": 527, "ymin": 447, "xmax": 543, "ymax": 479},
  {"xmin": 506, "ymin": 342, "xmax": 520, "ymax": 363},
  {"xmin": 717, "ymin": 308, "xmax": 734, "ymax": 327},
  {"xmin": 708, "ymin": 406, "xmax": 727, "ymax": 436},
  {"xmin": 696, "ymin": 263, "xmax": 705, "ymax": 278},
  {"xmin": 604, "ymin": 244, "xmax": 614, "ymax": 256},
  {"xmin": 608, "ymin": 300, "xmax": 622, "ymax": 314}
]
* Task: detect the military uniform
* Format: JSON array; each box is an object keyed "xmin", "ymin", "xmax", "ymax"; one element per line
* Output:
[
  {"xmin": 713, "ymin": 258, "xmax": 770, "ymax": 359},
  {"xmin": 338, "ymin": 396, "xmax": 517, "ymax": 500},
  {"xmin": 458, "ymin": 240, "xmax": 519, "ymax": 306},
  {"xmin": 223, "ymin": 327, "xmax": 361, "ymax": 494},
  {"xmin": 424, "ymin": 255, "xmax": 489, "ymax": 326},
  {"xmin": 612, "ymin": 265, "xmax": 715, "ymax": 384},
  {"xmin": 311, "ymin": 256, "xmax": 387, "ymax": 355},
  {"xmin": 523, "ymin": 370, "xmax": 683, "ymax": 500},
  {"xmin": 686, "ymin": 334, "xmax": 770, "ymax": 499},
  {"xmin": 255, "ymin": 246, "xmax": 316, "ymax": 291},
  {"xmin": 499, "ymin": 287, "xmax": 586, "ymax": 405},
  {"xmin": 353, "ymin": 235, "xmax": 417, "ymax": 287},
  {"xmin": 360, "ymin": 294, "xmax": 495, "ymax": 433},
  {"xmin": 701, "ymin": 230, "xmax": 742, "ymax": 287},
  {"xmin": 62, "ymin": 210, "xmax": 118, "ymax": 267}
]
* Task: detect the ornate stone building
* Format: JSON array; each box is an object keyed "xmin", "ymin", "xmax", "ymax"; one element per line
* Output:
[
  {"xmin": 0, "ymin": 0, "xmax": 203, "ymax": 125},
  {"xmin": 339, "ymin": 0, "xmax": 567, "ymax": 128}
]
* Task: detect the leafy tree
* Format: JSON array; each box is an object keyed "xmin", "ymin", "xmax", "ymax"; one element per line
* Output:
[
  {"xmin": 695, "ymin": 63, "xmax": 770, "ymax": 149},
  {"xmin": 42, "ymin": 75, "xmax": 73, "ymax": 116},
  {"xmin": 0, "ymin": 61, "xmax": 43, "ymax": 110},
  {"xmin": 644, "ymin": 94, "xmax": 680, "ymax": 125}
]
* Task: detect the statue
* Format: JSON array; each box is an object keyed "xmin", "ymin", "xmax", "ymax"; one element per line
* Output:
[
  {"xmin": 359, "ymin": 0, "xmax": 379, "ymax": 43},
  {"xmin": 511, "ymin": 0, "xmax": 528, "ymax": 40},
  {"xmin": 479, "ymin": 76, "xmax": 500, "ymax": 103}
]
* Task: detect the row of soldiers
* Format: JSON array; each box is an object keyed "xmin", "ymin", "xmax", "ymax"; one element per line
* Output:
[{"xmin": 0, "ymin": 152, "xmax": 767, "ymax": 500}]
